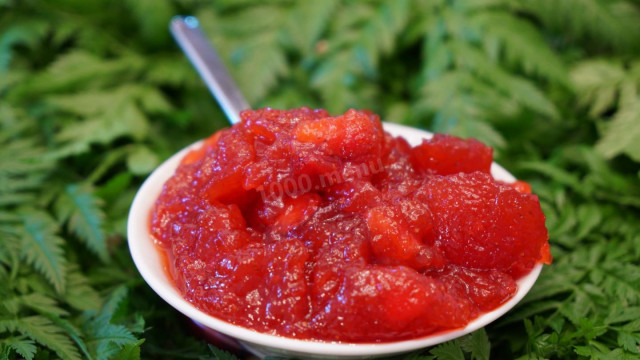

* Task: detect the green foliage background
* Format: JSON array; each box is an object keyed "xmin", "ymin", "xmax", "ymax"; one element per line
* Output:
[{"xmin": 1, "ymin": 0, "xmax": 640, "ymax": 359}]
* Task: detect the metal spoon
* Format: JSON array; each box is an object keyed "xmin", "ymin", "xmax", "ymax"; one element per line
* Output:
[{"xmin": 170, "ymin": 16, "xmax": 249, "ymax": 124}]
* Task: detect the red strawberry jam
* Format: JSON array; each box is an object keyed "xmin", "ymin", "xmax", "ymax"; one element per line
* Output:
[{"xmin": 150, "ymin": 108, "xmax": 551, "ymax": 342}]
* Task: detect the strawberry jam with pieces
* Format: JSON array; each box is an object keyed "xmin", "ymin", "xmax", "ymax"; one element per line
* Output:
[{"xmin": 150, "ymin": 108, "xmax": 551, "ymax": 342}]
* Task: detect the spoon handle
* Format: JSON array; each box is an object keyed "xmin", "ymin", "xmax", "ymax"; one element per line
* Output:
[{"xmin": 170, "ymin": 16, "xmax": 249, "ymax": 124}]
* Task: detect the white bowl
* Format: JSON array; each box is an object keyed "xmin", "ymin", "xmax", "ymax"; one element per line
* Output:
[{"xmin": 128, "ymin": 122, "xmax": 543, "ymax": 359}]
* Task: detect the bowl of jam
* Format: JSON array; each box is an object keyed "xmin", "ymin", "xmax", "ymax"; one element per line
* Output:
[{"xmin": 128, "ymin": 108, "xmax": 551, "ymax": 359}]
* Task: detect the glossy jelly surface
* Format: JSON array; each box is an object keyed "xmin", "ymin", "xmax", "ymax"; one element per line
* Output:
[{"xmin": 150, "ymin": 108, "xmax": 551, "ymax": 342}]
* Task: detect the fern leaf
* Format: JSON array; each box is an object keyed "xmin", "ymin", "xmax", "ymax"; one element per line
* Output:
[
  {"xmin": 113, "ymin": 339, "xmax": 144, "ymax": 360},
  {"xmin": 470, "ymin": 10, "xmax": 569, "ymax": 85},
  {"xmin": 0, "ymin": 316, "xmax": 81, "ymax": 360},
  {"xmin": 460, "ymin": 329, "xmax": 491, "ymax": 360},
  {"xmin": 595, "ymin": 101, "xmax": 640, "ymax": 162},
  {"xmin": 449, "ymin": 41, "xmax": 559, "ymax": 118},
  {"xmin": 285, "ymin": 0, "xmax": 338, "ymax": 56},
  {"xmin": 0, "ymin": 336, "xmax": 37, "ymax": 360},
  {"xmin": 55, "ymin": 184, "xmax": 108, "ymax": 262},
  {"xmin": 8, "ymin": 51, "xmax": 144, "ymax": 101},
  {"xmin": 430, "ymin": 339, "xmax": 465, "ymax": 360},
  {"xmin": 310, "ymin": 50, "xmax": 359, "ymax": 112},
  {"xmin": 216, "ymin": 4, "xmax": 287, "ymax": 37},
  {"xmin": 126, "ymin": 145, "xmax": 159, "ymax": 176},
  {"xmin": 513, "ymin": 0, "xmax": 640, "ymax": 52},
  {"xmin": 47, "ymin": 85, "xmax": 172, "ymax": 117},
  {"xmin": 203, "ymin": 344, "xmax": 238, "ymax": 360},
  {"xmin": 571, "ymin": 59, "xmax": 625, "ymax": 117},
  {"xmin": 85, "ymin": 314, "xmax": 137, "ymax": 360},
  {"xmin": 100, "ymin": 285, "xmax": 129, "ymax": 318},
  {"xmin": 18, "ymin": 210, "xmax": 67, "ymax": 294},
  {"xmin": 55, "ymin": 102, "xmax": 149, "ymax": 157},
  {"xmin": 353, "ymin": 0, "xmax": 411, "ymax": 74},
  {"xmin": 123, "ymin": 0, "xmax": 174, "ymax": 48},
  {"xmin": 230, "ymin": 33, "xmax": 288, "ymax": 104},
  {"xmin": 44, "ymin": 312, "xmax": 94, "ymax": 360},
  {"xmin": 63, "ymin": 268, "xmax": 103, "ymax": 312},
  {"xmin": 199, "ymin": 4, "xmax": 289, "ymax": 104},
  {"xmin": 0, "ymin": 108, "xmax": 51, "ymax": 208},
  {"xmin": 2, "ymin": 293, "xmax": 68, "ymax": 317},
  {"xmin": 0, "ymin": 20, "xmax": 48, "ymax": 73},
  {"xmin": 0, "ymin": 230, "xmax": 20, "ymax": 275},
  {"xmin": 144, "ymin": 56, "xmax": 201, "ymax": 86}
]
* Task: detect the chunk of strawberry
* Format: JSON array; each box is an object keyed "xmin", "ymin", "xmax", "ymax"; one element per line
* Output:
[
  {"xmin": 510, "ymin": 180, "xmax": 532, "ymax": 194},
  {"xmin": 419, "ymin": 172, "xmax": 549, "ymax": 277},
  {"xmin": 181, "ymin": 131, "xmax": 222, "ymax": 166},
  {"xmin": 411, "ymin": 134, "xmax": 493, "ymax": 175},
  {"xmin": 273, "ymin": 193, "xmax": 321, "ymax": 232},
  {"xmin": 366, "ymin": 205, "xmax": 445, "ymax": 270},
  {"xmin": 293, "ymin": 109, "xmax": 384, "ymax": 162},
  {"xmin": 201, "ymin": 129, "xmax": 255, "ymax": 203},
  {"xmin": 311, "ymin": 266, "xmax": 474, "ymax": 341},
  {"xmin": 437, "ymin": 266, "xmax": 517, "ymax": 311}
]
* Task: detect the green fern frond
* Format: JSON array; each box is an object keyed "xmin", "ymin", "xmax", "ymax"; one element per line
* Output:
[
  {"xmin": 449, "ymin": 41, "xmax": 559, "ymax": 118},
  {"xmin": 0, "ymin": 107, "xmax": 51, "ymax": 208},
  {"xmin": 54, "ymin": 102, "xmax": 149, "ymax": 157},
  {"xmin": 571, "ymin": 60, "xmax": 626, "ymax": 116},
  {"xmin": 1, "ymin": 293, "xmax": 68, "ymax": 317},
  {"xmin": 8, "ymin": 51, "xmax": 145, "ymax": 101},
  {"xmin": 0, "ymin": 20, "xmax": 48, "ymax": 73},
  {"xmin": 310, "ymin": 0, "xmax": 412, "ymax": 113},
  {"xmin": 55, "ymin": 184, "xmax": 108, "ymax": 262},
  {"xmin": 310, "ymin": 50, "xmax": 360, "ymax": 112},
  {"xmin": 199, "ymin": 4, "xmax": 290, "ymax": 104},
  {"xmin": 352, "ymin": 0, "xmax": 411, "ymax": 72},
  {"xmin": 47, "ymin": 84, "xmax": 172, "ymax": 117},
  {"xmin": 229, "ymin": 33, "xmax": 289, "ymax": 105},
  {"xmin": 284, "ymin": 0, "xmax": 339, "ymax": 56},
  {"xmin": 595, "ymin": 100, "xmax": 640, "ymax": 162},
  {"xmin": 63, "ymin": 268, "xmax": 103, "ymax": 312},
  {"xmin": 0, "ymin": 316, "xmax": 81, "ymax": 360},
  {"xmin": 18, "ymin": 210, "xmax": 67, "ymax": 294},
  {"xmin": 84, "ymin": 314, "xmax": 137, "ymax": 360},
  {"xmin": 125, "ymin": 145, "xmax": 159, "ymax": 176},
  {"xmin": 0, "ymin": 231, "xmax": 21, "ymax": 276},
  {"xmin": 202, "ymin": 344, "xmax": 238, "ymax": 360},
  {"xmin": 122, "ymin": 0, "xmax": 174, "ymax": 48},
  {"xmin": 113, "ymin": 339, "xmax": 144, "ymax": 360},
  {"xmin": 100, "ymin": 285, "xmax": 129, "ymax": 318},
  {"xmin": 469, "ymin": 10, "xmax": 569, "ymax": 85},
  {"xmin": 513, "ymin": 0, "xmax": 640, "ymax": 53},
  {"xmin": 0, "ymin": 336, "xmax": 37, "ymax": 360},
  {"xmin": 572, "ymin": 59, "xmax": 640, "ymax": 161}
]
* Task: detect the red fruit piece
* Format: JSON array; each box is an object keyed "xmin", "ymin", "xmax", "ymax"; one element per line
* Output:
[
  {"xmin": 261, "ymin": 239, "xmax": 310, "ymax": 329},
  {"xmin": 419, "ymin": 172, "xmax": 549, "ymax": 277},
  {"xmin": 312, "ymin": 266, "xmax": 474, "ymax": 341},
  {"xmin": 251, "ymin": 193, "xmax": 321, "ymax": 233},
  {"xmin": 510, "ymin": 180, "xmax": 532, "ymax": 194},
  {"xmin": 201, "ymin": 128, "xmax": 255, "ymax": 203},
  {"xmin": 411, "ymin": 133, "xmax": 493, "ymax": 175},
  {"xmin": 293, "ymin": 109, "xmax": 384, "ymax": 162},
  {"xmin": 325, "ymin": 180, "xmax": 381, "ymax": 212},
  {"xmin": 366, "ymin": 205, "xmax": 444, "ymax": 270},
  {"xmin": 194, "ymin": 204, "xmax": 251, "ymax": 257},
  {"xmin": 437, "ymin": 266, "xmax": 517, "ymax": 311},
  {"xmin": 372, "ymin": 135, "xmax": 422, "ymax": 200},
  {"xmin": 273, "ymin": 193, "xmax": 321, "ymax": 232},
  {"xmin": 181, "ymin": 131, "xmax": 222, "ymax": 166}
]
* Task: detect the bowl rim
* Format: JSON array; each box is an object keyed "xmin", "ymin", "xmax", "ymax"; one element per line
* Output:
[{"xmin": 128, "ymin": 122, "xmax": 543, "ymax": 357}]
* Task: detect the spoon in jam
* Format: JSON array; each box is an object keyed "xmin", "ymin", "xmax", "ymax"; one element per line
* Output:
[{"xmin": 170, "ymin": 16, "xmax": 248, "ymax": 124}]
